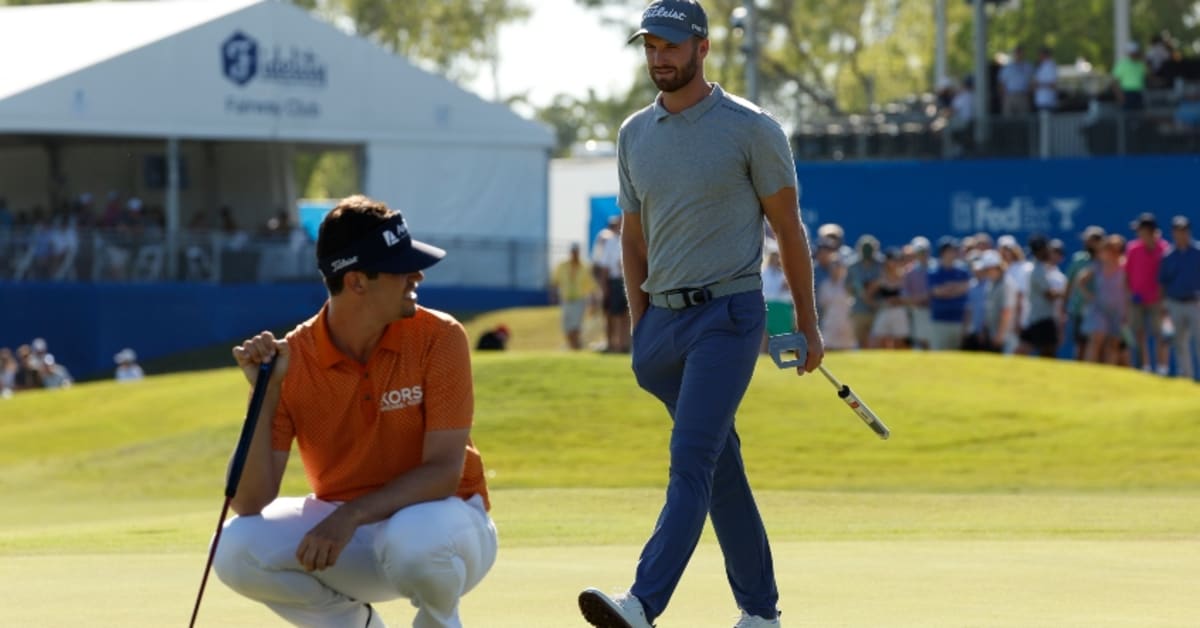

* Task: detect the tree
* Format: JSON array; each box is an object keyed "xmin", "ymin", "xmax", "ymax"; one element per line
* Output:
[
  {"xmin": 948, "ymin": 0, "xmax": 1200, "ymax": 77},
  {"xmin": 300, "ymin": 0, "xmax": 531, "ymax": 82},
  {"xmin": 520, "ymin": 83, "xmax": 658, "ymax": 157},
  {"xmin": 571, "ymin": 0, "xmax": 1200, "ymax": 125}
]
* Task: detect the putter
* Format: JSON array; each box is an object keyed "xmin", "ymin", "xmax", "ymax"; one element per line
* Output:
[
  {"xmin": 188, "ymin": 359, "xmax": 276, "ymax": 627},
  {"xmin": 768, "ymin": 332, "xmax": 891, "ymax": 440}
]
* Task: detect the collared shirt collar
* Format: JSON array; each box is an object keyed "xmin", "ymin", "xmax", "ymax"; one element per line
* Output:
[
  {"xmin": 313, "ymin": 302, "xmax": 408, "ymax": 368},
  {"xmin": 654, "ymin": 83, "xmax": 724, "ymax": 122}
]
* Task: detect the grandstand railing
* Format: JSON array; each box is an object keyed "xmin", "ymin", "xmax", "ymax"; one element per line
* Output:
[
  {"xmin": 0, "ymin": 227, "xmax": 548, "ymax": 290},
  {"xmin": 792, "ymin": 105, "xmax": 1200, "ymax": 162}
]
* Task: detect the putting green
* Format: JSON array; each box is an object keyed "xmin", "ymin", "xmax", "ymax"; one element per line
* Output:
[{"xmin": 3, "ymin": 539, "xmax": 1197, "ymax": 627}]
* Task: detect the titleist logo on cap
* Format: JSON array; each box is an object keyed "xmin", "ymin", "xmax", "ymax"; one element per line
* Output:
[
  {"xmin": 330, "ymin": 256, "xmax": 358, "ymax": 272},
  {"xmin": 644, "ymin": 6, "xmax": 688, "ymax": 21}
]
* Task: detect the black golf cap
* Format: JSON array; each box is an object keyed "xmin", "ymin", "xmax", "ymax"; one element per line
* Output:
[
  {"xmin": 1130, "ymin": 212, "xmax": 1158, "ymax": 231},
  {"xmin": 317, "ymin": 213, "xmax": 445, "ymax": 279},
  {"xmin": 628, "ymin": 0, "xmax": 708, "ymax": 44}
]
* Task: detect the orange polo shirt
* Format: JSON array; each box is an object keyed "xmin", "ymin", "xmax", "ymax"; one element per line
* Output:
[{"xmin": 272, "ymin": 304, "xmax": 489, "ymax": 510}]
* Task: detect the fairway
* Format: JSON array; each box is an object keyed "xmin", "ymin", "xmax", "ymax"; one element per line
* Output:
[
  {"xmin": 2, "ymin": 314, "xmax": 1199, "ymax": 626},
  {"xmin": 4, "ymin": 538, "xmax": 1199, "ymax": 627},
  {"xmin": 3, "ymin": 489, "xmax": 1200, "ymax": 627}
]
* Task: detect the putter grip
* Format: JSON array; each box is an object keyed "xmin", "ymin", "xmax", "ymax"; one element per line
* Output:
[
  {"xmin": 838, "ymin": 385, "xmax": 890, "ymax": 440},
  {"xmin": 225, "ymin": 360, "xmax": 277, "ymax": 498}
]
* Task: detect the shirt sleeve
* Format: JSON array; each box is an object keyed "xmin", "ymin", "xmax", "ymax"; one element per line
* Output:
[
  {"xmin": 748, "ymin": 114, "xmax": 799, "ymax": 199},
  {"xmin": 423, "ymin": 319, "xmax": 474, "ymax": 432},
  {"xmin": 617, "ymin": 125, "xmax": 641, "ymax": 214}
]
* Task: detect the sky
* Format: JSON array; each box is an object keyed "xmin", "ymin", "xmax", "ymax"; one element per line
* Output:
[{"xmin": 463, "ymin": 0, "xmax": 645, "ymax": 108}]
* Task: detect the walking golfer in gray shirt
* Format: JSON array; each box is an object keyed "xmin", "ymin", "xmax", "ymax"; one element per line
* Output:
[{"xmin": 577, "ymin": 2, "xmax": 824, "ymax": 627}]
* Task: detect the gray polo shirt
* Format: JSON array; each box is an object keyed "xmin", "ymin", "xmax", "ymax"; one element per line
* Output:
[{"xmin": 617, "ymin": 84, "xmax": 797, "ymax": 295}]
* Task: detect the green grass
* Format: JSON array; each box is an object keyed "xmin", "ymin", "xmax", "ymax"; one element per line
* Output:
[
  {"xmin": 4, "ymin": 339, "xmax": 1197, "ymax": 502},
  {"xmin": 3, "ymin": 305, "xmax": 1199, "ymax": 626}
]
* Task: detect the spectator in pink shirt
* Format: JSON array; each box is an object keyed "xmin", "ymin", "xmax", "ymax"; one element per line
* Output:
[{"xmin": 1126, "ymin": 213, "xmax": 1171, "ymax": 374}]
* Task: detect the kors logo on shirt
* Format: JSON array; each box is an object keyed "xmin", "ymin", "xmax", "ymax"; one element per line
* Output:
[{"xmin": 380, "ymin": 386, "xmax": 423, "ymax": 412}]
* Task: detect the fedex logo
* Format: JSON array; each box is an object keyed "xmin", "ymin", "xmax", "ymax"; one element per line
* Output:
[
  {"xmin": 381, "ymin": 386, "xmax": 423, "ymax": 412},
  {"xmin": 951, "ymin": 193, "xmax": 1083, "ymax": 234}
]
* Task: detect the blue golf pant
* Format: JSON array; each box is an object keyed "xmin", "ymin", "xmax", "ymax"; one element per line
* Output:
[{"xmin": 629, "ymin": 290, "xmax": 778, "ymax": 621}]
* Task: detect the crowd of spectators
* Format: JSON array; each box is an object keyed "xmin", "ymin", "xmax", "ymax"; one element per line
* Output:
[
  {"xmin": 761, "ymin": 212, "xmax": 1199, "ymax": 380},
  {"xmin": 943, "ymin": 31, "xmax": 1199, "ymax": 125},
  {"xmin": 1, "ymin": 337, "xmax": 72, "ymax": 398},
  {"xmin": 1, "ymin": 337, "xmax": 146, "ymax": 398},
  {"xmin": 0, "ymin": 191, "xmax": 167, "ymax": 281},
  {"xmin": 0, "ymin": 189, "xmax": 301, "ymax": 282}
]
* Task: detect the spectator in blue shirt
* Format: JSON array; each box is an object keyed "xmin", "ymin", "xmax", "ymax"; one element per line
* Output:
[
  {"xmin": 1159, "ymin": 215, "xmax": 1200, "ymax": 379},
  {"xmin": 928, "ymin": 236, "xmax": 972, "ymax": 350}
]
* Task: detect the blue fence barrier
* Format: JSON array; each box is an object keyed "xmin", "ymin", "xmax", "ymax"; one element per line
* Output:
[{"xmin": 1, "ymin": 282, "xmax": 547, "ymax": 380}]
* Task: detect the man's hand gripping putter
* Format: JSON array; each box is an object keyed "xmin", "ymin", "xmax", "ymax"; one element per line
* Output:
[{"xmin": 768, "ymin": 333, "xmax": 891, "ymax": 440}]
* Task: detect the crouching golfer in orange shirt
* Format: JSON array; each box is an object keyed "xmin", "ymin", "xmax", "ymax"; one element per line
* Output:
[{"xmin": 213, "ymin": 195, "xmax": 496, "ymax": 628}]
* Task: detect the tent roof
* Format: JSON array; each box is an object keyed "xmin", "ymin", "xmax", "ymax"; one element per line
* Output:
[{"xmin": 0, "ymin": 0, "xmax": 553, "ymax": 148}]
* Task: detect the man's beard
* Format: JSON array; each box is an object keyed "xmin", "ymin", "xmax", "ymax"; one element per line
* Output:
[{"xmin": 650, "ymin": 46, "xmax": 699, "ymax": 92}]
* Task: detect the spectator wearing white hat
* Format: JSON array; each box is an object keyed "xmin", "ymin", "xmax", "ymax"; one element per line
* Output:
[
  {"xmin": 902, "ymin": 236, "xmax": 933, "ymax": 350},
  {"xmin": 817, "ymin": 222, "xmax": 857, "ymax": 265},
  {"xmin": 40, "ymin": 354, "xmax": 73, "ymax": 389},
  {"xmin": 981, "ymin": 250, "xmax": 1012, "ymax": 351},
  {"xmin": 846, "ymin": 235, "xmax": 883, "ymax": 348},
  {"xmin": 998, "ymin": 235, "xmax": 1032, "ymax": 354},
  {"xmin": 114, "ymin": 348, "xmax": 144, "ymax": 382},
  {"xmin": 817, "ymin": 254, "xmax": 857, "ymax": 351},
  {"xmin": 30, "ymin": 337, "xmax": 49, "ymax": 370}
]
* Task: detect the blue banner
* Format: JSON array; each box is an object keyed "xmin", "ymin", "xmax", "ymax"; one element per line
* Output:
[
  {"xmin": 588, "ymin": 195, "xmax": 620, "ymax": 257},
  {"xmin": 796, "ymin": 155, "xmax": 1200, "ymax": 252}
]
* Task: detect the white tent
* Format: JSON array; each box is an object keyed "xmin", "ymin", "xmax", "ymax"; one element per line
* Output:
[{"xmin": 0, "ymin": 0, "xmax": 554, "ymax": 287}]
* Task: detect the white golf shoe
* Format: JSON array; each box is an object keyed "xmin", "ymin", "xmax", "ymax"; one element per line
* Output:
[
  {"xmin": 733, "ymin": 610, "xmax": 781, "ymax": 627},
  {"xmin": 578, "ymin": 588, "xmax": 653, "ymax": 628}
]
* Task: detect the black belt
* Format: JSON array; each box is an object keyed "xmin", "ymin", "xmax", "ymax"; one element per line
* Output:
[{"xmin": 649, "ymin": 274, "xmax": 763, "ymax": 311}]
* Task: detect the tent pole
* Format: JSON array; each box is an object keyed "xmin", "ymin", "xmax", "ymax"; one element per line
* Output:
[
  {"xmin": 166, "ymin": 136, "xmax": 181, "ymax": 280},
  {"xmin": 934, "ymin": 0, "xmax": 947, "ymax": 88}
]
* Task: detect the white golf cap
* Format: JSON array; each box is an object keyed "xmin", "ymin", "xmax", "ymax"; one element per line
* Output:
[
  {"xmin": 910, "ymin": 236, "xmax": 931, "ymax": 252},
  {"xmin": 973, "ymin": 249, "xmax": 1003, "ymax": 270},
  {"xmin": 114, "ymin": 348, "xmax": 137, "ymax": 363},
  {"xmin": 997, "ymin": 234, "xmax": 1019, "ymax": 249},
  {"xmin": 818, "ymin": 223, "xmax": 844, "ymax": 239}
]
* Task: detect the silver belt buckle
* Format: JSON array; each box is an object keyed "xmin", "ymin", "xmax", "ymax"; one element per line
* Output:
[{"xmin": 662, "ymin": 287, "xmax": 709, "ymax": 310}]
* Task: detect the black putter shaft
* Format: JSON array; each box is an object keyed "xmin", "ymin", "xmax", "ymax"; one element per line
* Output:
[{"xmin": 189, "ymin": 359, "xmax": 276, "ymax": 628}]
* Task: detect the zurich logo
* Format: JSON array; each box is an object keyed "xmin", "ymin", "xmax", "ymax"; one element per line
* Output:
[{"xmin": 221, "ymin": 31, "xmax": 258, "ymax": 86}]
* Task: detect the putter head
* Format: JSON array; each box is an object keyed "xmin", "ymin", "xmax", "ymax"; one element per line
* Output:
[{"xmin": 768, "ymin": 332, "xmax": 808, "ymax": 369}]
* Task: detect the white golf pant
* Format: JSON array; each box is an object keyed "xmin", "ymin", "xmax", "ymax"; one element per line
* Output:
[{"xmin": 213, "ymin": 494, "xmax": 496, "ymax": 628}]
